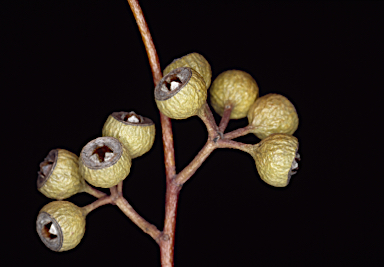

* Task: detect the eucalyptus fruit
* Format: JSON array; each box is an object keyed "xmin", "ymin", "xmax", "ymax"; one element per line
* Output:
[
  {"xmin": 37, "ymin": 149, "xmax": 85, "ymax": 200},
  {"xmin": 210, "ymin": 70, "xmax": 259, "ymax": 119},
  {"xmin": 163, "ymin": 52, "xmax": 212, "ymax": 88},
  {"xmin": 102, "ymin": 111, "xmax": 155, "ymax": 158},
  {"xmin": 36, "ymin": 201, "xmax": 86, "ymax": 252},
  {"xmin": 249, "ymin": 133, "xmax": 299, "ymax": 187},
  {"xmin": 247, "ymin": 93, "xmax": 299, "ymax": 139},
  {"xmin": 79, "ymin": 137, "xmax": 132, "ymax": 188},
  {"xmin": 35, "ymin": 0, "xmax": 303, "ymax": 263},
  {"xmin": 155, "ymin": 67, "xmax": 207, "ymax": 119}
]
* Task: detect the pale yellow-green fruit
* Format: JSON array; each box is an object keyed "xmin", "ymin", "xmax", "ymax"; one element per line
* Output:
[
  {"xmin": 79, "ymin": 137, "xmax": 132, "ymax": 188},
  {"xmin": 249, "ymin": 133, "xmax": 299, "ymax": 187},
  {"xmin": 210, "ymin": 70, "xmax": 259, "ymax": 119},
  {"xmin": 155, "ymin": 67, "xmax": 207, "ymax": 119},
  {"xmin": 102, "ymin": 111, "xmax": 155, "ymax": 159},
  {"xmin": 36, "ymin": 201, "xmax": 86, "ymax": 252},
  {"xmin": 37, "ymin": 149, "xmax": 85, "ymax": 200},
  {"xmin": 163, "ymin": 52, "xmax": 212, "ymax": 88},
  {"xmin": 247, "ymin": 93, "xmax": 299, "ymax": 139}
]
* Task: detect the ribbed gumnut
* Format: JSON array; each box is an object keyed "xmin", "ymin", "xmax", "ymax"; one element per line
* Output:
[
  {"xmin": 102, "ymin": 111, "xmax": 155, "ymax": 159},
  {"xmin": 163, "ymin": 52, "xmax": 212, "ymax": 88},
  {"xmin": 247, "ymin": 93, "xmax": 299, "ymax": 139},
  {"xmin": 36, "ymin": 201, "xmax": 86, "ymax": 252},
  {"xmin": 37, "ymin": 149, "xmax": 85, "ymax": 200},
  {"xmin": 250, "ymin": 133, "xmax": 300, "ymax": 187},
  {"xmin": 79, "ymin": 137, "xmax": 131, "ymax": 188},
  {"xmin": 210, "ymin": 70, "xmax": 259, "ymax": 119},
  {"xmin": 155, "ymin": 67, "xmax": 207, "ymax": 119}
]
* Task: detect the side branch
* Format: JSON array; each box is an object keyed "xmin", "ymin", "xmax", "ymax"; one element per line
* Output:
[
  {"xmin": 116, "ymin": 196, "xmax": 162, "ymax": 243},
  {"xmin": 81, "ymin": 195, "xmax": 114, "ymax": 216},
  {"xmin": 218, "ymin": 104, "xmax": 233, "ymax": 133},
  {"xmin": 197, "ymin": 103, "xmax": 219, "ymax": 139},
  {"xmin": 175, "ymin": 141, "xmax": 216, "ymax": 185},
  {"xmin": 223, "ymin": 125, "xmax": 255, "ymax": 140},
  {"xmin": 83, "ymin": 183, "xmax": 107, "ymax": 198},
  {"xmin": 217, "ymin": 139, "xmax": 254, "ymax": 154}
]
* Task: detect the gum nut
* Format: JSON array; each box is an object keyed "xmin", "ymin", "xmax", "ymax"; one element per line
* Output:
[
  {"xmin": 155, "ymin": 67, "xmax": 207, "ymax": 120},
  {"xmin": 210, "ymin": 70, "xmax": 259, "ymax": 119},
  {"xmin": 36, "ymin": 201, "xmax": 86, "ymax": 252},
  {"xmin": 163, "ymin": 52, "xmax": 212, "ymax": 88},
  {"xmin": 247, "ymin": 93, "xmax": 299, "ymax": 139},
  {"xmin": 79, "ymin": 137, "xmax": 131, "ymax": 188},
  {"xmin": 102, "ymin": 111, "xmax": 155, "ymax": 158},
  {"xmin": 37, "ymin": 149, "xmax": 85, "ymax": 200},
  {"xmin": 251, "ymin": 133, "xmax": 299, "ymax": 187}
]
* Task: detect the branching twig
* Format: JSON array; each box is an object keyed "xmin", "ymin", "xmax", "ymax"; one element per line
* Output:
[
  {"xmin": 175, "ymin": 140, "xmax": 216, "ymax": 185},
  {"xmin": 117, "ymin": 181, "xmax": 123, "ymax": 196},
  {"xmin": 197, "ymin": 103, "xmax": 220, "ymax": 139},
  {"xmin": 224, "ymin": 125, "xmax": 255, "ymax": 140},
  {"xmin": 218, "ymin": 103, "xmax": 233, "ymax": 133},
  {"xmin": 115, "ymin": 196, "xmax": 162, "ymax": 243},
  {"xmin": 81, "ymin": 195, "xmax": 114, "ymax": 216},
  {"xmin": 83, "ymin": 183, "xmax": 107, "ymax": 198},
  {"xmin": 217, "ymin": 138, "xmax": 254, "ymax": 154}
]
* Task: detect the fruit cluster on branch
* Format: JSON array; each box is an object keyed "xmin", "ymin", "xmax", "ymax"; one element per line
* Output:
[{"xmin": 36, "ymin": 52, "xmax": 300, "ymax": 253}]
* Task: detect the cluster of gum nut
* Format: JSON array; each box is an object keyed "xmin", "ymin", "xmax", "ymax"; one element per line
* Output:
[{"xmin": 36, "ymin": 52, "xmax": 300, "ymax": 252}]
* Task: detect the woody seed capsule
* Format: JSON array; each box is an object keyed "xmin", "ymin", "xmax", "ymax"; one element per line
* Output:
[
  {"xmin": 163, "ymin": 52, "xmax": 212, "ymax": 88},
  {"xmin": 249, "ymin": 133, "xmax": 300, "ymax": 187},
  {"xmin": 36, "ymin": 201, "xmax": 86, "ymax": 252},
  {"xmin": 210, "ymin": 70, "xmax": 259, "ymax": 119},
  {"xmin": 102, "ymin": 111, "xmax": 155, "ymax": 158},
  {"xmin": 155, "ymin": 67, "xmax": 207, "ymax": 119},
  {"xmin": 79, "ymin": 137, "xmax": 131, "ymax": 188},
  {"xmin": 37, "ymin": 149, "xmax": 85, "ymax": 200},
  {"xmin": 247, "ymin": 93, "xmax": 299, "ymax": 139}
]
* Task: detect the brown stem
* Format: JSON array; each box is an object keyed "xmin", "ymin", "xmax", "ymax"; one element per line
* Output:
[
  {"xmin": 110, "ymin": 185, "xmax": 120, "ymax": 204},
  {"xmin": 161, "ymin": 113, "xmax": 176, "ymax": 181},
  {"xmin": 126, "ymin": 0, "xmax": 162, "ymax": 85},
  {"xmin": 218, "ymin": 103, "xmax": 233, "ymax": 133},
  {"xmin": 159, "ymin": 182, "xmax": 181, "ymax": 267},
  {"xmin": 110, "ymin": 185, "xmax": 117, "ymax": 196},
  {"xmin": 81, "ymin": 195, "xmax": 114, "ymax": 216},
  {"xmin": 126, "ymin": 1, "xmax": 181, "ymax": 266},
  {"xmin": 117, "ymin": 181, "xmax": 123, "ymax": 196},
  {"xmin": 115, "ymin": 196, "xmax": 162, "ymax": 243},
  {"xmin": 197, "ymin": 103, "xmax": 220, "ymax": 139},
  {"xmin": 82, "ymin": 182, "xmax": 107, "ymax": 198},
  {"xmin": 126, "ymin": 0, "xmax": 176, "ymax": 182},
  {"xmin": 217, "ymin": 138, "xmax": 254, "ymax": 154},
  {"xmin": 223, "ymin": 125, "xmax": 255, "ymax": 140},
  {"xmin": 175, "ymin": 141, "xmax": 216, "ymax": 185}
]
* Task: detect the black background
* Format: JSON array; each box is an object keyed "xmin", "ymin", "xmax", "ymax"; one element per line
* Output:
[{"xmin": 3, "ymin": 0, "xmax": 383, "ymax": 266}]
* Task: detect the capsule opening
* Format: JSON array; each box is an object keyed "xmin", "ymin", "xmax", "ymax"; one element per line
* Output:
[
  {"xmin": 40, "ymin": 161, "xmax": 53, "ymax": 177},
  {"xmin": 42, "ymin": 222, "xmax": 58, "ymax": 240},
  {"xmin": 123, "ymin": 112, "xmax": 142, "ymax": 123},
  {"xmin": 91, "ymin": 145, "xmax": 114, "ymax": 163},
  {"xmin": 163, "ymin": 76, "xmax": 182, "ymax": 92}
]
